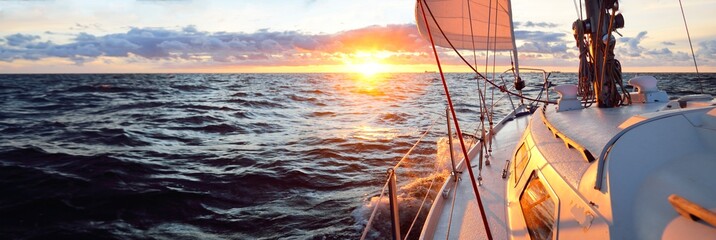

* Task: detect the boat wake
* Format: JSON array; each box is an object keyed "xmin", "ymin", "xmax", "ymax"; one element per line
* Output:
[{"xmin": 353, "ymin": 137, "xmax": 466, "ymax": 239}]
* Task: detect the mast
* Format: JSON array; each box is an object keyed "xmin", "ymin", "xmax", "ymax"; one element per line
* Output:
[
  {"xmin": 585, "ymin": 0, "xmax": 606, "ymax": 107},
  {"xmin": 582, "ymin": 0, "xmax": 625, "ymax": 108}
]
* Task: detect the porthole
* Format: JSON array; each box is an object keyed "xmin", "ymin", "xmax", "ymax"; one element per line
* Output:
[{"xmin": 514, "ymin": 142, "xmax": 530, "ymax": 184}]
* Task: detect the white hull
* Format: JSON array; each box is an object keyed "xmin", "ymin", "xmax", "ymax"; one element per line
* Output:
[{"xmin": 420, "ymin": 94, "xmax": 716, "ymax": 239}]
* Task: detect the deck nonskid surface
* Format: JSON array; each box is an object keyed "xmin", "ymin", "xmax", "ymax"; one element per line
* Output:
[
  {"xmin": 543, "ymin": 103, "xmax": 665, "ymax": 157},
  {"xmin": 429, "ymin": 115, "xmax": 530, "ymax": 239}
]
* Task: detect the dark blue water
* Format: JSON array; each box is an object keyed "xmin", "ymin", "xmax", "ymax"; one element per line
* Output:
[{"xmin": 0, "ymin": 73, "xmax": 713, "ymax": 239}]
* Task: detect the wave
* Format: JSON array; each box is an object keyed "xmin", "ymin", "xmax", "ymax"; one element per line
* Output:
[
  {"xmin": 60, "ymin": 128, "xmax": 151, "ymax": 147},
  {"xmin": 177, "ymin": 104, "xmax": 238, "ymax": 111},
  {"xmin": 170, "ymin": 84, "xmax": 212, "ymax": 92},
  {"xmin": 352, "ymin": 172, "xmax": 447, "ymax": 240},
  {"xmin": 170, "ymin": 123, "xmax": 245, "ymax": 134},
  {"xmin": 287, "ymin": 94, "xmax": 321, "ymax": 105},
  {"xmin": 378, "ymin": 112, "xmax": 408, "ymax": 124},
  {"xmin": 309, "ymin": 111, "xmax": 336, "ymax": 117},
  {"xmin": 226, "ymin": 98, "xmax": 288, "ymax": 109},
  {"xmin": 65, "ymin": 85, "xmax": 153, "ymax": 93},
  {"xmin": 170, "ymin": 115, "xmax": 222, "ymax": 125},
  {"xmin": 300, "ymin": 89, "xmax": 326, "ymax": 95}
]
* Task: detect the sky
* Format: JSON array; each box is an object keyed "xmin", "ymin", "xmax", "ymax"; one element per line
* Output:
[{"xmin": 0, "ymin": 0, "xmax": 714, "ymax": 73}]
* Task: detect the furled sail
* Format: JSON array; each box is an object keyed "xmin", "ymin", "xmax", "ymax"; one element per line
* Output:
[{"xmin": 416, "ymin": 0, "xmax": 516, "ymax": 51}]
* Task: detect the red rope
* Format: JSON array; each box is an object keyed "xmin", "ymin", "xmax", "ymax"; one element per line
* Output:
[{"xmin": 418, "ymin": 1, "xmax": 493, "ymax": 239}]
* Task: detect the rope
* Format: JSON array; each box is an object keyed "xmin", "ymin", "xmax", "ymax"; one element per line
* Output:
[
  {"xmin": 678, "ymin": 0, "xmax": 704, "ymax": 94},
  {"xmin": 601, "ymin": 7, "xmax": 631, "ymax": 106},
  {"xmin": 419, "ymin": 1, "xmax": 493, "ymax": 239},
  {"xmin": 575, "ymin": 19, "xmax": 595, "ymax": 107}
]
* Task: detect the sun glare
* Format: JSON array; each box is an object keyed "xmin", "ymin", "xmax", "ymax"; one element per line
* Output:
[
  {"xmin": 352, "ymin": 62, "xmax": 388, "ymax": 76},
  {"xmin": 344, "ymin": 51, "xmax": 392, "ymax": 76}
]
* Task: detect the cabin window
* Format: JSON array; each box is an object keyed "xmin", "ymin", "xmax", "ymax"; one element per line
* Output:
[
  {"xmin": 514, "ymin": 142, "xmax": 530, "ymax": 184},
  {"xmin": 520, "ymin": 173, "xmax": 556, "ymax": 240}
]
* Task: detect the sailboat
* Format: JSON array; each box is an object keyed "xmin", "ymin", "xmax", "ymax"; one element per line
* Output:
[{"xmin": 360, "ymin": 0, "xmax": 716, "ymax": 239}]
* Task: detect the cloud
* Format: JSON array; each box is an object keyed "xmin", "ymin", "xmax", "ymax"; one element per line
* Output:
[
  {"xmin": 697, "ymin": 39, "xmax": 716, "ymax": 59},
  {"xmin": 614, "ymin": 31, "xmax": 695, "ymax": 66},
  {"xmin": 70, "ymin": 23, "xmax": 103, "ymax": 32},
  {"xmin": 619, "ymin": 31, "xmax": 648, "ymax": 57},
  {"xmin": 3, "ymin": 24, "xmax": 711, "ymax": 70},
  {"xmin": 0, "ymin": 24, "xmax": 427, "ymax": 66},
  {"xmin": 515, "ymin": 30, "xmax": 569, "ymax": 54},
  {"xmin": 515, "ymin": 21, "xmax": 559, "ymax": 28},
  {"xmin": 5, "ymin": 33, "xmax": 41, "ymax": 46}
]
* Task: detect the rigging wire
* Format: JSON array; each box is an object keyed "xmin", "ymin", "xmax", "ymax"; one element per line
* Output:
[
  {"xmin": 484, "ymin": 0, "xmax": 494, "ymax": 82},
  {"xmin": 678, "ymin": 0, "xmax": 704, "ymax": 94},
  {"xmin": 403, "ymin": 170, "xmax": 439, "ymax": 240},
  {"xmin": 394, "ymin": 116, "xmax": 438, "ymax": 170},
  {"xmin": 572, "ymin": 0, "xmax": 581, "ymax": 20},
  {"xmin": 488, "ymin": 0, "xmax": 501, "ymax": 156},
  {"xmin": 418, "ymin": 1, "xmax": 493, "ymax": 239},
  {"xmin": 466, "ymin": 0, "xmax": 491, "ymax": 181},
  {"xmin": 465, "ymin": 0, "xmax": 489, "ymax": 148},
  {"xmin": 360, "ymin": 180, "xmax": 390, "ymax": 240},
  {"xmin": 420, "ymin": 1, "xmax": 555, "ymax": 104},
  {"xmin": 359, "ymin": 114, "xmax": 439, "ymax": 240},
  {"xmin": 444, "ymin": 177, "xmax": 460, "ymax": 240}
]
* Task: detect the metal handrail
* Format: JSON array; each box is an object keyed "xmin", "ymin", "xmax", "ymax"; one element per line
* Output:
[{"xmin": 594, "ymin": 107, "xmax": 713, "ymax": 190}]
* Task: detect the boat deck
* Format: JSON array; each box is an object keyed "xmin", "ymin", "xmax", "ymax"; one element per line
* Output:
[
  {"xmin": 540, "ymin": 102, "xmax": 667, "ymax": 188},
  {"xmin": 422, "ymin": 113, "xmax": 530, "ymax": 240},
  {"xmin": 544, "ymin": 102, "xmax": 666, "ymax": 159}
]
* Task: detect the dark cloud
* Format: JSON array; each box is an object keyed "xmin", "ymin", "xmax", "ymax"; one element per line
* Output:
[
  {"xmin": 5, "ymin": 33, "xmax": 41, "ymax": 46},
  {"xmin": 661, "ymin": 41, "xmax": 675, "ymax": 46}
]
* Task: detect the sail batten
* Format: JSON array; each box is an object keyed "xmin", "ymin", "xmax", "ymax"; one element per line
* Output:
[{"xmin": 416, "ymin": 0, "xmax": 515, "ymax": 51}]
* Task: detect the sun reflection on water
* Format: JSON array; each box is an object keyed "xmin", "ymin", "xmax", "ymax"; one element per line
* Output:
[
  {"xmin": 353, "ymin": 73, "xmax": 387, "ymax": 96},
  {"xmin": 352, "ymin": 125, "xmax": 398, "ymax": 141}
]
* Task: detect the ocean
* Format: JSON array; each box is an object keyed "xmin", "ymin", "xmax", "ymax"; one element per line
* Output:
[{"xmin": 0, "ymin": 72, "xmax": 713, "ymax": 239}]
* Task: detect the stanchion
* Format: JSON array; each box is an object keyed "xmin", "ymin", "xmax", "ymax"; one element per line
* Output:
[{"xmin": 387, "ymin": 168, "xmax": 401, "ymax": 240}]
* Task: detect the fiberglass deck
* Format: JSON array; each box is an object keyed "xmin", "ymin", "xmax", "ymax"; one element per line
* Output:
[{"xmin": 422, "ymin": 113, "xmax": 530, "ymax": 240}]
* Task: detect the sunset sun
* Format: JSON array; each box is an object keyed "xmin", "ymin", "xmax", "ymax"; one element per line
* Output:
[{"xmin": 352, "ymin": 62, "xmax": 389, "ymax": 76}]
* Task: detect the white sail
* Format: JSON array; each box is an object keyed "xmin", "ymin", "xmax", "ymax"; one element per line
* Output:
[{"xmin": 415, "ymin": 0, "xmax": 516, "ymax": 51}]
